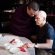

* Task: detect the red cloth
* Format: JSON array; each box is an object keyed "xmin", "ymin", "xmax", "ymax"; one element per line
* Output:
[{"xmin": 18, "ymin": 47, "xmax": 26, "ymax": 52}]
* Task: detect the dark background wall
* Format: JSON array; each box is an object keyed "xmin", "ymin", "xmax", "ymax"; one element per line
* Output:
[{"xmin": 0, "ymin": 0, "xmax": 55, "ymax": 33}]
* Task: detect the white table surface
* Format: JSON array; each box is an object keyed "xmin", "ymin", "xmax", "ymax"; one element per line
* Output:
[{"xmin": 0, "ymin": 34, "xmax": 35, "ymax": 55}]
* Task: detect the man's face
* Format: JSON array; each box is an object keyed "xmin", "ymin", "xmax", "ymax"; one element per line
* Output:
[
  {"xmin": 35, "ymin": 14, "xmax": 44, "ymax": 26},
  {"xmin": 27, "ymin": 7, "xmax": 39, "ymax": 17}
]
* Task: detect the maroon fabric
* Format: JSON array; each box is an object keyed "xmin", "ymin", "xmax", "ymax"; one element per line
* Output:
[{"xmin": 10, "ymin": 5, "xmax": 36, "ymax": 37}]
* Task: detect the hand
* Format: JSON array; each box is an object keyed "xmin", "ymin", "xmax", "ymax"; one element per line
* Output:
[
  {"xmin": 22, "ymin": 43, "xmax": 35, "ymax": 48},
  {"xmin": 21, "ymin": 43, "xmax": 28, "ymax": 48},
  {"xmin": 27, "ymin": 43, "xmax": 35, "ymax": 47}
]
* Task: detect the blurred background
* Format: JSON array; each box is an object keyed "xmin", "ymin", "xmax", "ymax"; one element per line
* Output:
[{"xmin": 0, "ymin": 0, "xmax": 55, "ymax": 33}]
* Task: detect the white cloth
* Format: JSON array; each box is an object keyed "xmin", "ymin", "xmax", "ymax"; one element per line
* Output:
[{"xmin": 0, "ymin": 34, "xmax": 35, "ymax": 55}]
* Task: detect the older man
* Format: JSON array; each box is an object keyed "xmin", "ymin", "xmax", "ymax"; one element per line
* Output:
[
  {"xmin": 33, "ymin": 10, "xmax": 55, "ymax": 55},
  {"xmin": 24, "ymin": 10, "xmax": 55, "ymax": 55}
]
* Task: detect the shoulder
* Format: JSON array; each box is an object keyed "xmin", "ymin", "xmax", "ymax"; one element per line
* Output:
[
  {"xmin": 45, "ymin": 22, "xmax": 54, "ymax": 31},
  {"xmin": 46, "ymin": 22, "xmax": 55, "ymax": 39}
]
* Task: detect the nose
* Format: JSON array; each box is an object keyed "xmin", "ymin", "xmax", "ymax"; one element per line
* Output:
[{"xmin": 31, "ymin": 13, "xmax": 35, "ymax": 17}]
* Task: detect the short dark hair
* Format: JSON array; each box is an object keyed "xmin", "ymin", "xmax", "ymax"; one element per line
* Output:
[{"xmin": 27, "ymin": 1, "xmax": 39, "ymax": 11}]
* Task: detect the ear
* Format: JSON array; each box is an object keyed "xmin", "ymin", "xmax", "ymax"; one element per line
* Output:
[
  {"xmin": 27, "ymin": 6, "xmax": 28, "ymax": 9},
  {"xmin": 27, "ymin": 6, "xmax": 28, "ymax": 10},
  {"xmin": 27, "ymin": 6, "xmax": 30, "ymax": 10},
  {"xmin": 43, "ymin": 17, "xmax": 46, "ymax": 21}
]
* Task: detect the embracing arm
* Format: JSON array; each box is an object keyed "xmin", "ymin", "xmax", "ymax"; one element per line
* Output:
[
  {"xmin": 35, "ymin": 39, "xmax": 53, "ymax": 49},
  {"xmin": 21, "ymin": 39, "xmax": 53, "ymax": 49}
]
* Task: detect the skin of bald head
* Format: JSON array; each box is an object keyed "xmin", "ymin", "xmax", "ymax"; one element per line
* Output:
[{"xmin": 35, "ymin": 10, "xmax": 47, "ymax": 27}]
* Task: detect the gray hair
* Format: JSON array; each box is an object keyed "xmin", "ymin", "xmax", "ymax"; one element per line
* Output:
[{"xmin": 38, "ymin": 10, "xmax": 47, "ymax": 19}]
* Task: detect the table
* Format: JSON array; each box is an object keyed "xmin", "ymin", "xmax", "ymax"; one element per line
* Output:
[{"xmin": 0, "ymin": 34, "xmax": 35, "ymax": 55}]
